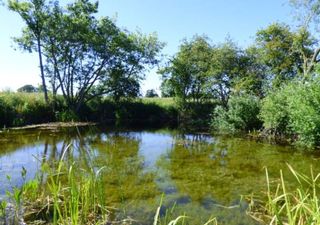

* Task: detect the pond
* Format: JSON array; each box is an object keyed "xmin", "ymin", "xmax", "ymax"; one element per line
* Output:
[{"xmin": 1, "ymin": 126, "xmax": 320, "ymax": 225}]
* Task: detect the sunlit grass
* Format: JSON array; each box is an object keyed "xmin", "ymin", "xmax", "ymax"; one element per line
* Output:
[
  {"xmin": 141, "ymin": 97, "xmax": 176, "ymax": 108},
  {"xmin": 247, "ymin": 164, "xmax": 320, "ymax": 225}
]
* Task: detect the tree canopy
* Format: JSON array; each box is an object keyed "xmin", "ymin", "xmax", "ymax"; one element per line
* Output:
[
  {"xmin": 9, "ymin": 0, "xmax": 164, "ymax": 111},
  {"xmin": 17, "ymin": 84, "xmax": 38, "ymax": 93},
  {"xmin": 145, "ymin": 89, "xmax": 159, "ymax": 98}
]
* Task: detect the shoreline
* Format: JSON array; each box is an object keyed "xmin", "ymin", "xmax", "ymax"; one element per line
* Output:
[{"xmin": 1, "ymin": 122, "xmax": 97, "ymax": 131}]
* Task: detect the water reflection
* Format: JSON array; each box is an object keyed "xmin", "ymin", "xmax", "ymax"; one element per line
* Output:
[{"xmin": 1, "ymin": 127, "xmax": 320, "ymax": 224}]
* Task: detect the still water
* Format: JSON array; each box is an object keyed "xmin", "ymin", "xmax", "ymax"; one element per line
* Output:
[{"xmin": 0, "ymin": 126, "xmax": 320, "ymax": 224}]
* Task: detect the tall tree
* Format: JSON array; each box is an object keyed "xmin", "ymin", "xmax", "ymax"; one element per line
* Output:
[
  {"xmin": 231, "ymin": 46, "xmax": 267, "ymax": 97},
  {"xmin": 8, "ymin": 0, "xmax": 49, "ymax": 103},
  {"xmin": 100, "ymin": 32, "xmax": 164, "ymax": 102},
  {"xmin": 10, "ymin": 0, "xmax": 163, "ymax": 111},
  {"xmin": 207, "ymin": 39, "xmax": 241, "ymax": 106},
  {"xmin": 17, "ymin": 84, "xmax": 37, "ymax": 92},
  {"xmin": 255, "ymin": 23, "xmax": 303, "ymax": 87},
  {"xmin": 159, "ymin": 35, "xmax": 212, "ymax": 108},
  {"xmin": 290, "ymin": 0, "xmax": 320, "ymax": 78}
]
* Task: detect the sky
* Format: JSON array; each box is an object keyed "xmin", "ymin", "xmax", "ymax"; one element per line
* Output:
[{"xmin": 0, "ymin": 0, "xmax": 294, "ymax": 94}]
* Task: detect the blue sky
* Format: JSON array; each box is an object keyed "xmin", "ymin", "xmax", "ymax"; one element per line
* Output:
[{"xmin": 0, "ymin": 0, "xmax": 293, "ymax": 94}]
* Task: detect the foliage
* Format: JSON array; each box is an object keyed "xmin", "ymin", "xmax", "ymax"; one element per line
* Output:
[
  {"xmin": 160, "ymin": 79, "xmax": 175, "ymax": 97},
  {"xmin": 0, "ymin": 92, "xmax": 179, "ymax": 128},
  {"xmin": 160, "ymin": 36, "xmax": 262, "ymax": 110},
  {"xmin": 9, "ymin": 0, "xmax": 164, "ymax": 112},
  {"xmin": 232, "ymin": 46, "xmax": 267, "ymax": 97},
  {"xmin": 17, "ymin": 84, "xmax": 38, "ymax": 93},
  {"xmin": 260, "ymin": 79, "xmax": 320, "ymax": 147},
  {"xmin": 255, "ymin": 23, "xmax": 304, "ymax": 87},
  {"xmin": 85, "ymin": 97, "xmax": 178, "ymax": 127},
  {"xmin": 0, "ymin": 92, "xmax": 55, "ymax": 127},
  {"xmin": 159, "ymin": 35, "xmax": 213, "ymax": 108},
  {"xmin": 208, "ymin": 39, "xmax": 243, "ymax": 106},
  {"xmin": 212, "ymin": 94, "xmax": 262, "ymax": 133},
  {"xmin": 145, "ymin": 89, "xmax": 159, "ymax": 98}
]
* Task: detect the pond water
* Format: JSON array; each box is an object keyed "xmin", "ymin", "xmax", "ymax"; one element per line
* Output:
[{"xmin": 1, "ymin": 126, "xmax": 320, "ymax": 225}]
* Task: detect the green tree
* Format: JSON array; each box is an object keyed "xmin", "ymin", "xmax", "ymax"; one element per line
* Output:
[
  {"xmin": 207, "ymin": 39, "xmax": 241, "ymax": 106},
  {"xmin": 145, "ymin": 89, "xmax": 158, "ymax": 98},
  {"xmin": 17, "ymin": 84, "xmax": 37, "ymax": 93},
  {"xmin": 232, "ymin": 46, "xmax": 267, "ymax": 97},
  {"xmin": 8, "ymin": 0, "xmax": 50, "ymax": 103},
  {"xmin": 100, "ymin": 32, "xmax": 164, "ymax": 102},
  {"xmin": 289, "ymin": 0, "xmax": 320, "ymax": 78},
  {"xmin": 11, "ymin": 0, "xmax": 163, "ymax": 111},
  {"xmin": 255, "ymin": 23, "xmax": 303, "ymax": 87},
  {"xmin": 160, "ymin": 79, "xmax": 175, "ymax": 97},
  {"xmin": 159, "ymin": 35, "xmax": 212, "ymax": 108}
]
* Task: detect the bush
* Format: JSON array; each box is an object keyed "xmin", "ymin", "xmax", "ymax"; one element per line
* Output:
[
  {"xmin": 211, "ymin": 94, "xmax": 262, "ymax": 133},
  {"xmin": 260, "ymin": 80, "xmax": 320, "ymax": 147}
]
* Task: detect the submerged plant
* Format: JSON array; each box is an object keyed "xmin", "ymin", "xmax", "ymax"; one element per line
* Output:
[{"xmin": 153, "ymin": 195, "xmax": 218, "ymax": 225}]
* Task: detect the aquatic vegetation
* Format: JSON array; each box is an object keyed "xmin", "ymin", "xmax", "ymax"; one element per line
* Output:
[
  {"xmin": 153, "ymin": 196, "xmax": 218, "ymax": 225},
  {"xmin": 2, "ymin": 127, "xmax": 320, "ymax": 224},
  {"xmin": 247, "ymin": 164, "xmax": 320, "ymax": 225},
  {"xmin": 0, "ymin": 145, "xmax": 109, "ymax": 225}
]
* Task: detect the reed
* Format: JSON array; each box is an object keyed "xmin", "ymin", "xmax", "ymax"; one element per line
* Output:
[
  {"xmin": 247, "ymin": 164, "xmax": 320, "ymax": 225},
  {"xmin": 3, "ymin": 144, "xmax": 109, "ymax": 225}
]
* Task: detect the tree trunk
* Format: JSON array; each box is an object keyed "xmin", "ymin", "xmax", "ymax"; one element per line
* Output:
[{"xmin": 37, "ymin": 38, "xmax": 49, "ymax": 103}]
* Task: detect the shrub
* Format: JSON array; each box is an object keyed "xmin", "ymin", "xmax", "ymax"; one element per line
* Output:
[
  {"xmin": 212, "ymin": 94, "xmax": 262, "ymax": 133},
  {"xmin": 260, "ymin": 80, "xmax": 320, "ymax": 147}
]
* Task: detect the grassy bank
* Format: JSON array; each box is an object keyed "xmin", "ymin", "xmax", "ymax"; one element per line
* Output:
[
  {"xmin": 0, "ymin": 92, "xmax": 178, "ymax": 128},
  {"xmin": 0, "ymin": 92, "xmax": 56, "ymax": 127},
  {"xmin": 0, "ymin": 92, "xmax": 215, "ymax": 130}
]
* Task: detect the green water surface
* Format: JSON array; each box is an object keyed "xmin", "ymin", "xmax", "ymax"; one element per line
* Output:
[{"xmin": 0, "ymin": 126, "xmax": 320, "ymax": 224}]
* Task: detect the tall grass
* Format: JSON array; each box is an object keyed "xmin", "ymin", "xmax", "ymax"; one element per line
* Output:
[
  {"xmin": 247, "ymin": 164, "xmax": 320, "ymax": 225},
  {"xmin": 0, "ymin": 92, "xmax": 56, "ymax": 127},
  {"xmin": 0, "ymin": 144, "xmax": 109, "ymax": 225},
  {"xmin": 35, "ymin": 145, "xmax": 108, "ymax": 225}
]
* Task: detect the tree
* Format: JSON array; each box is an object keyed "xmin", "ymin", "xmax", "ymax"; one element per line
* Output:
[
  {"xmin": 145, "ymin": 89, "xmax": 158, "ymax": 98},
  {"xmin": 207, "ymin": 39, "xmax": 241, "ymax": 106},
  {"xmin": 159, "ymin": 35, "xmax": 212, "ymax": 108},
  {"xmin": 17, "ymin": 84, "xmax": 37, "ymax": 93},
  {"xmin": 11, "ymin": 0, "xmax": 164, "ymax": 111},
  {"xmin": 160, "ymin": 36, "xmax": 250, "ymax": 107},
  {"xmin": 8, "ymin": 0, "xmax": 50, "ymax": 103},
  {"xmin": 289, "ymin": 0, "xmax": 320, "ymax": 78},
  {"xmin": 255, "ymin": 23, "xmax": 304, "ymax": 87},
  {"xmin": 232, "ymin": 46, "xmax": 267, "ymax": 97},
  {"xmin": 160, "ymin": 79, "xmax": 175, "ymax": 97},
  {"xmin": 100, "ymin": 32, "xmax": 164, "ymax": 102}
]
